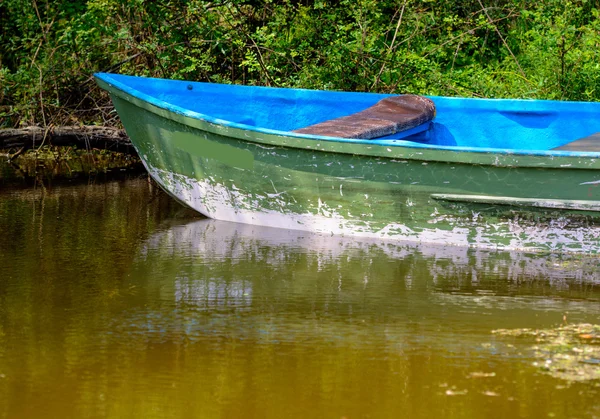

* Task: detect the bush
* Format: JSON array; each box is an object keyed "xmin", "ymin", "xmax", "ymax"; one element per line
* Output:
[{"xmin": 2, "ymin": 0, "xmax": 600, "ymax": 127}]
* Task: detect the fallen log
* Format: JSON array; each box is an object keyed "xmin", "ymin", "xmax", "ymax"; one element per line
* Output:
[{"xmin": 0, "ymin": 126, "xmax": 137, "ymax": 155}]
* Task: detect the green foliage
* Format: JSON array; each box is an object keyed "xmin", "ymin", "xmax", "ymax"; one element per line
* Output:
[{"xmin": 2, "ymin": 0, "xmax": 600, "ymax": 127}]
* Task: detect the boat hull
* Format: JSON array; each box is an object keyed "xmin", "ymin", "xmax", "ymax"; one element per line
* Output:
[{"xmin": 103, "ymin": 89, "xmax": 600, "ymax": 253}]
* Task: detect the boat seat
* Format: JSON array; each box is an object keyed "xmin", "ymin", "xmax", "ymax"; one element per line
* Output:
[
  {"xmin": 293, "ymin": 95, "xmax": 436, "ymax": 139},
  {"xmin": 553, "ymin": 132, "xmax": 600, "ymax": 152}
]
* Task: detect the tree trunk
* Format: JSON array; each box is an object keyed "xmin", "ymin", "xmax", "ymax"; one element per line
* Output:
[{"xmin": 0, "ymin": 126, "xmax": 136, "ymax": 155}]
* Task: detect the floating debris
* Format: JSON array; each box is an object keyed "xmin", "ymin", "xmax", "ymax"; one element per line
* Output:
[
  {"xmin": 493, "ymin": 323, "xmax": 600, "ymax": 382},
  {"xmin": 445, "ymin": 389, "xmax": 468, "ymax": 396},
  {"xmin": 468, "ymin": 371, "xmax": 497, "ymax": 378},
  {"xmin": 481, "ymin": 391, "xmax": 500, "ymax": 397}
]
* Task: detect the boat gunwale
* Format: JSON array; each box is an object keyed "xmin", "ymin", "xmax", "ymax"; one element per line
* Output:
[{"xmin": 94, "ymin": 73, "xmax": 600, "ymax": 169}]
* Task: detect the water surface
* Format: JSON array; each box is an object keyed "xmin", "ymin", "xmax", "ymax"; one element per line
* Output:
[{"xmin": 0, "ymin": 176, "xmax": 599, "ymax": 418}]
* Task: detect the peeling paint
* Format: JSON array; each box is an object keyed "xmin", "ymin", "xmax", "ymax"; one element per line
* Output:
[
  {"xmin": 105, "ymin": 87, "xmax": 600, "ymax": 254},
  {"xmin": 143, "ymin": 163, "xmax": 600, "ymax": 253}
]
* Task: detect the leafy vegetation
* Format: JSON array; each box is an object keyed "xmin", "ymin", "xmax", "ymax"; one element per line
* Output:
[{"xmin": 2, "ymin": 0, "xmax": 600, "ymax": 128}]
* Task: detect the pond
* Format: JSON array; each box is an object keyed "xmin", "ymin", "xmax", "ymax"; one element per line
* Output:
[{"xmin": 0, "ymin": 172, "xmax": 599, "ymax": 418}]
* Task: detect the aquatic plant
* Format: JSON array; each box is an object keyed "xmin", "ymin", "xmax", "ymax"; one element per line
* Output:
[{"xmin": 494, "ymin": 323, "xmax": 600, "ymax": 382}]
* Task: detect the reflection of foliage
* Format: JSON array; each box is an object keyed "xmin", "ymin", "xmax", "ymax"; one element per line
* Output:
[
  {"xmin": 3, "ymin": 146, "xmax": 142, "ymax": 178},
  {"xmin": 0, "ymin": 178, "xmax": 197, "ymax": 315},
  {"xmin": 0, "ymin": 178, "xmax": 202, "ymax": 416},
  {"xmin": 2, "ymin": 1, "xmax": 600, "ymax": 127},
  {"xmin": 494, "ymin": 323, "xmax": 600, "ymax": 382}
]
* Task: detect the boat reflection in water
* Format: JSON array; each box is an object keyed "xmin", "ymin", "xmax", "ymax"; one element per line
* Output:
[
  {"xmin": 133, "ymin": 218, "xmax": 600, "ymax": 345},
  {"xmin": 140, "ymin": 218, "xmax": 600, "ymax": 287}
]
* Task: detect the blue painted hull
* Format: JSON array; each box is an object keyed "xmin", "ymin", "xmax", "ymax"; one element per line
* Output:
[{"xmin": 96, "ymin": 73, "xmax": 600, "ymax": 156}]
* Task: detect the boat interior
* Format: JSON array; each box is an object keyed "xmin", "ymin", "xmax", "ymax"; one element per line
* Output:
[{"xmin": 98, "ymin": 73, "xmax": 600, "ymax": 153}]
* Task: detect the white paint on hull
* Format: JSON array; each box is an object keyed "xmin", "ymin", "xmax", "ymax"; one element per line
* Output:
[{"xmin": 146, "ymin": 164, "xmax": 600, "ymax": 253}]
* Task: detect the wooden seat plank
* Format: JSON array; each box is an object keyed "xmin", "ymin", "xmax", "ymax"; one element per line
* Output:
[
  {"xmin": 553, "ymin": 132, "xmax": 600, "ymax": 152},
  {"xmin": 293, "ymin": 95, "xmax": 436, "ymax": 139}
]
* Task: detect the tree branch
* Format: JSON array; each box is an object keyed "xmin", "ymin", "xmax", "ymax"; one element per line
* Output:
[{"xmin": 0, "ymin": 126, "xmax": 136, "ymax": 155}]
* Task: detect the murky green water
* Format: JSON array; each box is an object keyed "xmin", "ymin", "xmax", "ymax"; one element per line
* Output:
[{"xmin": 1, "ymin": 175, "xmax": 599, "ymax": 418}]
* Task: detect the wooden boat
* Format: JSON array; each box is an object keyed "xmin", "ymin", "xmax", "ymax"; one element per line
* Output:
[{"xmin": 95, "ymin": 73, "xmax": 600, "ymax": 253}]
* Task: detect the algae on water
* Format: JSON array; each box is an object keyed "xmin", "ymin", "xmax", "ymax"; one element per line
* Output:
[{"xmin": 493, "ymin": 323, "xmax": 600, "ymax": 382}]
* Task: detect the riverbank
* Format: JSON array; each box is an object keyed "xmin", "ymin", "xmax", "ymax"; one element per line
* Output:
[
  {"xmin": 0, "ymin": 144, "xmax": 143, "ymax": 185},
  {"xmin": 0, "ymin": 126, "xmax": 135, "ymax": 154},
  {"xmin": 0, "ymin": 125, "xmax": 142, "ymax": 182}
]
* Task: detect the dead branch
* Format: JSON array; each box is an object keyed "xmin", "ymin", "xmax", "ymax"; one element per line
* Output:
[
  {"xmin": 477, "ymin": 0, "xmax": 525, "ymax": 78},
  {"xmin": 372, "ymin": 0, "xmax": 408, "ymax": 90},
  {"xmin": 0, "ymin": 126, "xmax": 136, "ymax": 155}
]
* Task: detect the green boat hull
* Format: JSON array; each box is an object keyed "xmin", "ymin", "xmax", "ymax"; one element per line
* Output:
[{"xmin": 97, "ymin": 78, "xmax": 600, "ymax": 253}]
